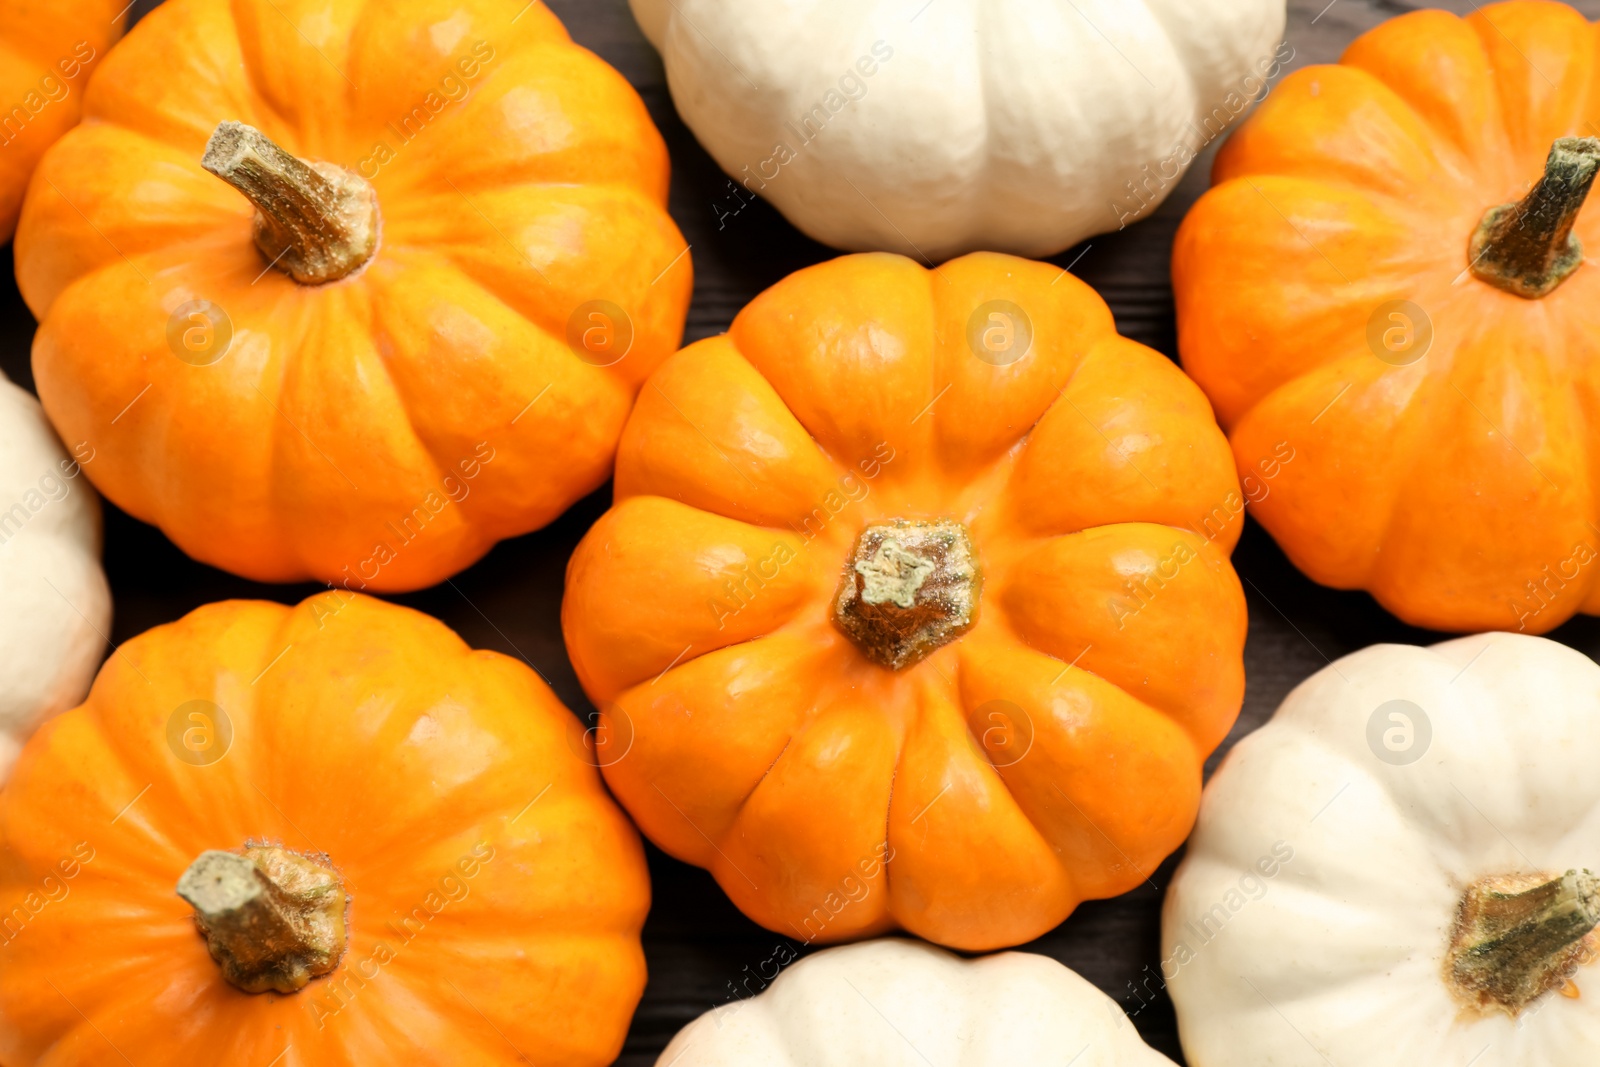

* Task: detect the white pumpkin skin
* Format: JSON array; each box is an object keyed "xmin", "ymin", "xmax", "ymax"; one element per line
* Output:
[
  {"xmin": 1165, "ymin": 634, "xmax": 1600, "ymax": 1066},
  {"xmin": 631, "ymin": 0, "xmax": 1287, "ymax": 260},
  {"xmin": 658, "ymin": 938, "xmax": 1174, "ymax": 1066},
  {"xmin": 0, "ymin": 374, "xmax": 109, "ymax": 779}
]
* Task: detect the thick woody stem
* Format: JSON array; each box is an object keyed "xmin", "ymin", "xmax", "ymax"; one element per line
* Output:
[
  {"xmin": 833, "ymin": 520, "xmax": 980, "ymax": 670},
  {"xmin": 1445, "ymin": 869, "xmax": 1600, "ymax": 1016},
  {"xmin": 1469, "ymin": 137, "xmax": 1600, "ymax": 299},
  {"xmin": 177, "ymin": 846, "xmax": 348, "ymax": 994},
  {"xmin": 201, "ymin": 121, "xmax": 379, "ymax": 285}
]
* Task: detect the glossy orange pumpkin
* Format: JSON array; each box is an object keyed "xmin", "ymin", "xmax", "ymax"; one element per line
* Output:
[
  {"xmin": 17, "ymin": 0, "xmax": 691, "ymax": 591},
  {"xmin": 563, "ymin": 251, "xmax": 1248, "ymax": 952},
  {"xmin": 0, "ymin": 592, "xmax": 649, "ymax": 1065},
  {"xmin": 1175, "ymin": 0, "xmax": 1600, "ymax": 633},
  {"xmin": 0, "ymin": 0, "xmax": 124, "ymax": 243}
]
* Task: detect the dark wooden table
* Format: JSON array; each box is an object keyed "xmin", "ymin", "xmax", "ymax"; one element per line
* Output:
[{"xmin": 5, "ymin": 0, "xmax": 1600, "ymax": 1062}]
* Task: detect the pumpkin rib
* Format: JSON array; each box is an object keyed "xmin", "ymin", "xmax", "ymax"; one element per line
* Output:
[
  {"xmin": 997, "ymin": 523, "xmax": 1247, "ymax": 750},
  {"xmin": 613, "ymin": 338, "xmax": 848, "ymax": 529},
  {"xmin": 1366, "ymin": 311, "xmax": 1596, "ymax": 630},
  {"xmin": 1175, "ymin": 173, "xmax": 1451, "ymax": 428},
  {"xmin": 883, "ymin": 682, "xmax": 1078, "ymax": 951},
  {"xmin": 395, "ymin": 45, "xmax": 674, "ymax": 197},
  {"xmin": 1231, "ymin": 352, "xmax": 1431, "ymax": 592},
  {"xmin": 1002, "ymin": 337, "xmax": 1243, "ymax": 548},
  {"xmin": 77, "ymin": 0, "xmax": 255, "ymax": 156},
  {"xmin": 925, "ymin": 257, "xmax": 1113, "ymax": 480},
  {"xmin": 600, "ymin": 634, "xmax": 826, "ymax": 867},
  {"xmin": 728, "ymin": 253, "xmax": 941, "ymax": 478},
  {"xmin": 420, "ymin": 181, "xmax": 691, "ymax": 388},
  {"xmin": 265, "ymin": 279, "xmax": 489, "ymax": 585},
  {"xmin": 0, "ymin": 0, "xmax": 126, "ymax": 242},
  {"xmin": 1217, "ymin": 63, "xmax": 1485, "ymax": 197},
  {"xmin": 15, "ymin": 124, "xmax": 252, "ymax": 317},
  {"xmin": 1339, "ymin": 10, "xmax": 1514, "ymax": 172},
  {"xmin": 362, "ymin": 251, "xmax": 638, "ymax": 538},
  {"xmin": 1469, "ymin": 1, "xmax": 1599, "ymax": 162},
  {"xmin": 714, "ymin": 696, "xmax": 901, "ymax": 944},
  {"xmin": 954, "ymin": 632, "xmax": 1203, "ymax": 897},
  {"xmin": 562, "ymin": 495, "xmax": 827, "ymax": 696}
]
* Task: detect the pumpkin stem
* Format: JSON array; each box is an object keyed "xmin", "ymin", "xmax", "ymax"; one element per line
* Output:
[
  {"xmin": 833, "ymin": 520, "xmax": 979, "ymax": 670},
  {"xmin": 1469, "ymin": 137, "xmax": 1600, "ymax": 299},
  {"xmin": 176, "ymin": 845, "xmax": 348, "ymax": 994},
  {"xmin": 1445, "ymin": 869, "xmax": 1600, "ymax": 1016},
  {"xmin": 201, "ymin": 121, "xmax": 379, "ymax": 285}
]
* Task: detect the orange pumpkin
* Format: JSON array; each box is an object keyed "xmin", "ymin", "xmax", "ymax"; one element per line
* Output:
[
  {"xmin": 1174, "ymin": 0, "xmax": 1600, "ymax": 633},
  {"xmin": 0, "ymin": 592, "xmax": 649, "ymax": 1065},
  {"xmin": 562, "ymin": 251, "xmax": 1248, "ymax": 952},
  {"xmin": 0, "ymin": 0, "xmax": 124, "ymax": 243},
  {"xmin": 17, "ymin": 0, "xmax": 691, "ymax": 591}
]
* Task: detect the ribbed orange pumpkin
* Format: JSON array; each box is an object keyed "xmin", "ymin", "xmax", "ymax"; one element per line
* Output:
[
  {"xmin": 0, "ymin": 0, "xmax": 124, "ymax": 243},
  {"xmin": 0, "ymin": 593, "xmax": 649, "ymax": 1065},
  {"xmin": 563, "ymin": 252, "xmax": 1248, "ymax": 952},
  {"xmin": 17, "ymin": 0, "xmax": 690, "ymax": 591},
  {"xmin": 1175, "ymin": 0, "xmax": 1600, "ymax": 633}
]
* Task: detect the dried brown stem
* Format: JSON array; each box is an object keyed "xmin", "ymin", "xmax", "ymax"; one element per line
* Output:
[
  {"xmin": 176, "ymin": 845, "xmax": 348, "ymax": 994},
  {"xmin": 201, "ymin": 121, "xmax": 379, "ymax": 285}
]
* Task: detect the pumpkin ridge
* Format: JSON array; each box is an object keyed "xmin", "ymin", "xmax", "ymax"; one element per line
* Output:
[
  {"xmin": 77, "ymin": 0, "xmax": 253, "ymax": 153},
  {"xmin": 260, "ymin": 282, "xmax": 382, "ymax": 579},
  {"xmin": 98, "ymin": 596, "xmax": 288, "ymax": 766},
  {"xmin": 727, "ymin": 253, "xmax": 940, "ymax": 470},
  {"xmin": 1466, "ymin": 2, "xmax": 1599, "ymax": 161},
  {"xmin": 614, "ymin": 336, "xmax": 849, "ymax": 528},
  {"xmin": 426, "ymin": 184, "xmax": 684, "ymax": 361},
  {"xmin": 1363, "ymin": 304, "xmax": 1595, "ymax": 621},
  {"xmin": 1213, "ymin": 64, "xmax": 1483, "ymax": 198},
  {"xmin": 883, "ymin": 682, "xmax": 1079, "ymax": 947},
  {"xmin": 1176, "ymin": 174, "xmax": 1463, "ymax": 426},
  {"xmin": 707, "ymin": 332, "xmax": 862, "ymax": 529},
  {"xmin": 1342, "ymin": 10, "xmax": 1521, "ymax": 182},
  {"xmin": 249, "ymin": 595, "xmax": 551, "ymax": 864},
  {"xmin": 988, "ymin": 525, "xmax": 1243, "ymax": 751},
  {"xmin": 354, "ymin": 260, "xmax": 524, "ymax": 536},
  {"xmin": 1231, "ymin": 351, "xmax": 1436, "ymax": 593}
]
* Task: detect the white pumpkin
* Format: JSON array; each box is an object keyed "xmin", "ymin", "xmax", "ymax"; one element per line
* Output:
[
  {"xmin": 658, "ymin": 938, "xmax": 1175, "ymax": 1066},
  {"xmin": 631, "ymin": 0, "xmax": 1287, "ymax": 260},
  {"xmin": 0, "ymin": 373, "xmax": 110, "ymax": 778},
  {"xmin": 1164, "ymin": 633, "xmax": 1600, "ymax": 1067}
]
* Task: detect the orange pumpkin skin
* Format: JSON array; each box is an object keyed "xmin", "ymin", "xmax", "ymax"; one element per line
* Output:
[
  {"xmin": 562, "ymin": 252, "xmax": 1248, "ymax": 952},
  {"xmin": 17, "ymin": 0, "xmax": 691, "ymax": 591},
  {"xmin": 0, "ymin": 593, "xmax": 649, "ymax": 1065},
  {"xmin": 0, "ymin": 0, "xmax": 124, "ymax": 243},
  {"xmin": 1174, "ymin": 1, "xmax": 1600, "ymax": 633}
]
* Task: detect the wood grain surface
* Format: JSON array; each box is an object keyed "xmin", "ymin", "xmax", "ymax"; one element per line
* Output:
[{"xmin": 4, "ymin": 0, "xmax": 1600, "ymax": 1062}]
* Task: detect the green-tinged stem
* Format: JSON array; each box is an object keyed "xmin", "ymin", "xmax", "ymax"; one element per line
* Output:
[{"xmin": 1469, "ymin": 137, "xmax": 1600, "ymax": 299}]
